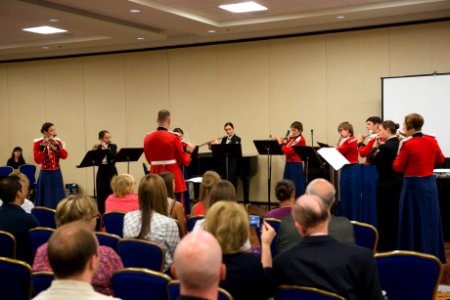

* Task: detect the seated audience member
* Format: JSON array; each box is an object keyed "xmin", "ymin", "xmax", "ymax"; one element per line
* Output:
[
  {"xmin": 7, "ymin": 146, "xmax": 26, "ymax": 169},
  {"xmin": 105, "ymin": 174, "xmax": 139, "ymax": 213},
  {"xmin": 191, "ymin": 171, "xmax": 221, "ymax": 216},
  {"xmin": 159, "ymin": 172, "xmax": 187, "ymax": 237},
  {"xmin": 204, "ymin": 201, "xmax": 275, "ymax": 300},
  {"xmin": 265, "ymin": 180, "xmax": 295, "ymax": 219},
  {"xmin": 277, "ymin": 178, "xmax": 354, "ymax": 254},
  {"xmin": 33, "ymin": 195, "xmax": 123, "ymax": 296},
  {"xmin": 0, "ymin": 176, "xmax": 39, "ymax": 264},
  {"xmin": 171, "ymin": 230, "xmax": 225, "ymax": 300},
  {"xmin": 32, "ymin": 221, "xmax": 120, "ymax": 300},
  {"xmin": 273, "ymin": 194, "xmax": 383, "ymax": 300},
  {"xmin": 123, "ymin": 174, "xmax": 180, "ymax": 272},
  {"xmin": 0, "ymin": 172, "xmax": 34, "ymax": 213}
]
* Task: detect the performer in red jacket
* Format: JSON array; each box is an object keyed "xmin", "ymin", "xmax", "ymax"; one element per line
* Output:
[
  {"xmin": 393, "ymin": 113, "xmax": 446, "ymax": 262},
  {"xmin": 336, "ymin": 121, "xmax": 358, "ymax": 164},
  {"xmin": 144, "ymin": 110, "xmax": 192, "ymax": 200},
  {"xmin": 33, "ymin": 122, "xmax": 68, "ymax": 209},
  {"xmin": 357, "ymin": 116, "xmax": 382, "ymax": 163}
]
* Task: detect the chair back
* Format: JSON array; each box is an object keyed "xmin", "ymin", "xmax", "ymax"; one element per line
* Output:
[
  {"xmin": 29, "ymin": 227, "xmax": 55, "ymax": 256},
  {"xmin": 186, "ymin": 215, "xmax": 205, "ymax": 232},
  {"xmin": 103, "ymin": 211, "xmax": 125, "ymax": 237},
  {"xmin": 0, "ymin": 230, "xmax": 16, "ymax": 259},
  {"xmin": 265, "ymin": 217, "xmax": 281, "ymax": 256},
  {"xmin": 350, "ymin": 220, "xmax": 378, "ymax": 252},
  {"xmin": 276, "ymin": 285, "xmax": 345, "ymax": 300},
  {"xmin": 31, "ymin": 206, "xmax": 57, "ymax": 229},
  {"xmin": 112, "ymin": 268, "xmax": 171, "ymax": 300},
  {"xmin": 18, "ymin": 164, "xmax": 37, "ymax": 189},
  {"xmin": 168, "ymin": 280, "xmax": 233, "ymax": 300},
  {"xmin": 0, "ymin": 166, "xmax": 14, "ymax": 177},
  {"xmin": 96, "ymin": 232, "xmax": 120, "ymax": 254},
  {"xmin": 31, "ymin": 271, "xmax": 54, "ymax": 297},
  {"xmin": 0, "ymin": 257, "xmax": 32, "ymax": 300},
  {"xmin": 118, "ymin": 238, "xmax": 166, "ymax": 271},
  {"xmin": 375, "ymin": 250, "xmax": 442, "ymax": 300}
]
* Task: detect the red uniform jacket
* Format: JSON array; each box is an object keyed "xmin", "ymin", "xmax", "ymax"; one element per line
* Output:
[
  {"xmin": 144, "ymin": 128, "xmax": 191, "ymax": 193},
  {"xmin": 337, "ymin": 136, "xmax": 359, "ymax": 164},
  {"xmin": 358, "ymin": 138, "xmax": 376, "ymax": 164},
  {"xmin": 393, "ymin": 133, "xmax": 445, "ymax": 177},
  {"xmin": 282, "ymin": 135, "xmax": 306, "ymax": 162},
  {"xmin": 33, "ymin": 138, "xmax": 68, "ymax": 170}
]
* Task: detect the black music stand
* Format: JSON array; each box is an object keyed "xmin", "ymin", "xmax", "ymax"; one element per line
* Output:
[
  {"xmin": 115, "ymin": 148, "xmax": 144, "ymax": 173},
  {"xmin": 211, "ymin": 144, "xmax": 242, "ymax": 181},
  {"xmin": 293, "ymin": 146, "xmax": 325, "ymax": 182},
  {"xmin": 253, "ymin": 140, "xmax": 284, "ymax": 209},
  {"xmin": 77, "ymin": 149, "xmax": 108, "ymax": 198}
]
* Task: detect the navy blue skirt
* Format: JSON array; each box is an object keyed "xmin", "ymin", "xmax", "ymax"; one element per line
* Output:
[
  {"xmin": 35, "ymin": 169, "xmax": 66, "ymax": 209},
  {"xmin": 398, "ymin": 176, "xmax": 446, "ymax": 262},
  {"xmin": 284, "ymin": 162, "xmax": 306, "ymax": 198},
  {"xmin": 338, "ymin": 164, "xmax": 362, "ymax": 221},
  {"xmin": 360, "ymin": 164, "xmax": 378, "ymax": 227}
]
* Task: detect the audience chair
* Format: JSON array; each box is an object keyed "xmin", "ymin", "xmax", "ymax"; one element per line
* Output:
[
  {"xmin": 375, "ymin": 250, "xmax": 442, "ymax": 300},
  {"xmin": 18, "ymin": 164, "xmax": 37, "ymax": 190},
  {"xmin": 0, "ymin": 166, "xmax": 14, "ymax": 177},
  {"xmin": 186, "ymin": 215, "xmax": 205, "ymax": 232},
  {"xmin": 168, "ymin": 280, "xmax": 233, "ymax": 300},
  {"xmin": 111, "ymin": 268, "xmax": 171, "ymax": 300},
  {"xmin": 276, "ymin": 285, "xmax": 345, "ymax": 300},
  {"xmin": 31, "ymin": 271, "xmax": 54, "ymax": 297},
  {"xmin": 103, "ymin": 211, "xmax": 125, "ymax": 238},
  {"xmin": 0, "ymin": 257, "xmax": 32, "ymax": 300},
  {"xmin": 95, "ymin": 232, "xmax": 121, "ymax": 254},
  {"xmin": 0, "ymin": 230, "xmax": 16, "ymax": 259},
  {"xmin": 264, "ymin": 217, "xmax": 281, "ymax": 257},
  {"xmin": 118, "ymin": 238, "xmax": 166, "ymax": 272},
  {"xmin": 29, "ymin": 227, "xmax": 55, "ymax": 257},
  {"xmin": 350, "ymin": 220, "xmax": 378, "ymax": 252},
  {"xmin": 31, "ymin": 206, "xmax": 57, "ymax": 229}
]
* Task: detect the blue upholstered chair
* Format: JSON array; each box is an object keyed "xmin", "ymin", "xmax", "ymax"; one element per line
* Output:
[
  {"xmin": 276, "ymin": 285, "xmax": 345, "ymax": 300},
  {"xmin": 31, "ymin": 271, "xmax": 54, "ymax": 297},
  {"xmin": 103, "ymin": 211, "xmax": 125, "ymax": 238},
  {"xmin": 0, "ymin": 230, "xmax": 16, "ymax": 259},
  {"xmin": 186, "ymin": 215, "xmax": 205, "ymax": 232},
  {"xmin": 95, "ymin": 232, "xmax": 120, "ymax": 254},
  {"xmin": 31, "ymin": 206, "xmax": 57, "ymax": 229},
  {"xmin": 375, "ymin": 250, "xmax": 442, "ymax": 300},
  {"xmin": 350, "ymin": 220, "xmax": 378, "ymax": 252},
  {"xmin": 29, "ymin": 227, "xmax": 55, "ymax": 256},
  {"xmin": 168, "ymin": 280, "xmax": 233, "ymax": 300},
  {"xmin": 19, "ymin": 164, "xmax": 37, "ymax": 190},
  {"xmin": 111, "ymin": 268, "xmax": 171, "ymax": 300},
  {"xmin": 118, "ymin": 238, "xmax": 165, "ymax": 272},
  {"xmin": 0, "ymin": 257, "xmax": 32, "ymax": 300},
  {"xmin": 0, "ymin": 166, "xmax": 14, "ymax": 177}
]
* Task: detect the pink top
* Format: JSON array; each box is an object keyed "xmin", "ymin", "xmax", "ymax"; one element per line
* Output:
[
  {"xmin": 32, "ymin": 243, "xmax": 123, "ymax": 296},
  {"xmin": 105, "ymin": 194, "xmax": 139, "ymax": 213}
]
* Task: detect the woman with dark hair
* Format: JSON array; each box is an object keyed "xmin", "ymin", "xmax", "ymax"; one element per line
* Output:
[
  {"xmin": 7, "ymin": 146, "xmax": 26, "ymax": 169},
  {"xmin": 33, "ymin": 122, "xmax": 68, "ymax": 208},
  {"xmin": 393, "ymin": 113, "xmax": 446, "ymax": 262},
  {"xmin": 123, "ymin": 174, "xmax": 180, "ymax": 271},
  {"xmin": 368, "ymin": 120, "xmax": 403, "ymax": 251},
  {"xmin": 265, "ymin": 179, "xmax": 295, "ymax": 219},
  {"xmin": 159, "ymin": 172, "xmax": 187, "ymax": 237},
  {"xmin": 357, "ymin": 116, "xmax": 382, "ymax": 162},
  {"xmin": 277, "ymin": 121, "xmax": 306, "ymax": 197}
]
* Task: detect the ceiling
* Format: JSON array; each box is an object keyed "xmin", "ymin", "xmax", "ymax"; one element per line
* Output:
[{"xmin": 1, "ymin": 0, "xmax": 450, "ymax": 62}]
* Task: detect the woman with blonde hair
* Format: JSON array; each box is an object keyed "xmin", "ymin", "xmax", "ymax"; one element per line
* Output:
[
  {"xmin": 159, "ymin": 172, "xmax": 187, "ymax": 237},
  {"xmin": 32, "ymin": 194, "xmax": 123, "ymax": 296},
  {"xmin": 204, "ymin": 201, "xmax": 275, "ymax": 300},
  {"xmin": 123, "ymin": 174, "xmax": 180, "ymax": 271},
  {"xmin": 191, "ymin": 170, "xmax": 221, "ymax": 215},
  {"xmin": 105, "ymin": 173, "xmax": 139, "ymax": 213}
]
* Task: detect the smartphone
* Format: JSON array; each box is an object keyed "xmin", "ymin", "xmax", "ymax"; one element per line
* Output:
[{"xmin": 249, "ymin": 215, "xmax": 262, "ymax": 229}]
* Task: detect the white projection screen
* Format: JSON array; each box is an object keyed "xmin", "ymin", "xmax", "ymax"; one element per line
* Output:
[{"xmin": 382, "ymin": 73, "xmax": 450, "ymax": 157}]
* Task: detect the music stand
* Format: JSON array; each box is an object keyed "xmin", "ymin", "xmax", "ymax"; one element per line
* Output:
[
  {"xmin": 77, "ymin": 149, "xmax": 108, "ymax": 198},
  {"xmin": 293, "ymin": 146, "xmax": 325, "ymax": 182},
  {"xmin": 211, "ymin": 144, "xmax": 242, "ymax": 181},
  {"xmin": 317, "ymin": 141, "xmax": 331, "ymax": 148},
  {"xmin": 115, "ymin": 148, "xmax": 144, "ymax": 173},
  {"xmin": 253, "ymin": 140, "xmax": 284, "ymax": 209}
]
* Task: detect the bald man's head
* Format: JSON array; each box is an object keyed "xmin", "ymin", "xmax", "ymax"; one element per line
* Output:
[
  {"xmin": 173, "ymin": 230, "xmax": 224, "ymax": 292},
  {"xmin": 305, "ymin": 178, "xmax": 336, "ymax": 209},
  {"xmin": 293, "ymin": 194, "xmax": 329, "ymax": 232}
]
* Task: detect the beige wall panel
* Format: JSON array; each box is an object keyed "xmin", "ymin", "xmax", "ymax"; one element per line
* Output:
[
  {"xmin": 123, "ymin": 50, "xmax": 170, "ymax": 182},
  {"xmin": 82, "ymin": 54, "xmax": 127, "ymax": 194},
  {"xmin": 389, "ymin": 22, "xmax": 450, "ymax": 76},
  {"xmin": 0, "ymin": 65, "xmax": 10, "ymax": 163}
]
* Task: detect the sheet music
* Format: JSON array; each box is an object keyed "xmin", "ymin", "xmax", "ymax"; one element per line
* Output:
[{"xmin": 317, "ymin": 147, "xmax": 350, "ymax": 171}]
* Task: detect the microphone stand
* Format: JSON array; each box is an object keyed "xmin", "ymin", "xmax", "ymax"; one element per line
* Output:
[{"xmin": 311, "ymin": 129, "xmax": 314, "ymax": 147}]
